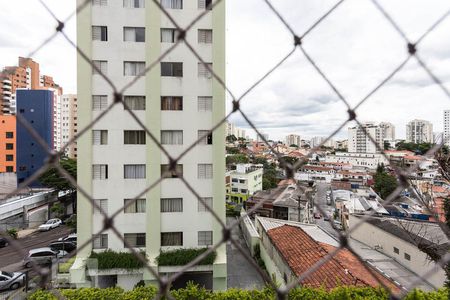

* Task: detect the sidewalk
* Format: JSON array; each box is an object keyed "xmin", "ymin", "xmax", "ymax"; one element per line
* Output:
[{"xmin": 16, "ymin": 228, "xmax": 38, "ymax": 239}]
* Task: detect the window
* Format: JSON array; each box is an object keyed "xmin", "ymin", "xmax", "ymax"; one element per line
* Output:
[
  {"xmin": 5, "ymin": 132, "xmax": 13, "ymax": 139},
  {"xmin": 92, "ymin": 130, "xmax": 108, "ymax": 145},
  {"xmin": 93, "ymin": 234, "xmax": 108, "ymax": 249},
  {"xmin": 161, "ymin": 232, "xmax": 183, "ymax": 246},
  {"xmin": 124, "ymin": 96, "xmax": 146, "ymax": 110},
  {"xmin": 92, "ymin": 26, "xmax": 108, "ymax": 41},
  {"xmin": 124, "ymin": 130, "xmax": 146, "ymax": 144},
  {"xmin": 92, "ymin": 95, "xmax": 108, "ymax": 110},
  {"xmin": 198, "ymin": 231, "xmax": 212, "ymax": 246},
  {"xmin": 198, "ymin": 197, "xmax": 212, "ymax": 212},
  {"xmin": 161, "ymin": 164, "xmax": 183, "ymax": 178},
  {"xmin": 161, "ymin": 28, "xmax": 176, "ymax": 43},
  {"xmin": 5, "ymin": 166, "xmax": 13, "ymax": 172},
  {"xmin": 161, "ymin": 0, "xmax": 182, "ymax": 9},
  {"xmin": 94, "ymin": 199, "xmax": 108, "ymax": 214},
  {"xmin": 161, "ymin": 96, "xmax": 182, "ymax": 110},
  {"xmin": 239, "ymin": 179, "xmax": 245, "ymax": 184},
  {"xmin": 5, "ymin": 143, "xmax": 13, "ymax": 150},
  {"xmin": 198, "ymin": 130, "xmax": 212, "ymax": 145},
  {"xmin": 124, "ymin": 27, "xmax": 145, "ymax": 42},
  {"xmin": 124, "ymin": 199, "xmax": 146, "ymax": 213},
  {"xmin": 198, "ymin": 29, "xmax": 212, "ymax": 43},
  {"xmin": 161, "ymin": 62, "xmax": 183, "ymax": 77},
  {"xmin": 231, "ymin": 188, "xmax": 238, "ymax": 193},
  {"xmin": 198, "ymin": 96, "xmax": 212, "ymax": 111},
  {"xmin": 161, "ymin": 130, "xmax": 183, "ymax": 145},
  {"xmin": 92, "ymin": 0, "xmax": 107, "ymax": 5},
  {"xmin": 198, "ymin": 164, "xmax": 213, "ymax": 179},
  {"xmin": 241, "ymin": 189, "xmax": 248, "ymax": 194},
  {"xmin": 5, "ymin": 155, "xmax": 13, "ymax": 162},
  {"xmin": 198, "ymin": 0, "xmax": 212, "ymax": 9},
  {"xmin": 124, "ymin": 61, "xmax": 145, "ymax": 76},
  {"xmin": 92, "ymin": 164, "xmax": 108, "ymax": 179},
  {"xmin": 124, "ymin": 233, "xmax": 146, "ymax": 247},
  {"xmin": 198, "ymin": 63, "xmax": 213, "ymax": 78},
  {"xmin": 161, "ymin": 198, "xmax": 183, "ymax": 212},
  {"xmin": 404, "ymin": 253, "xmax": 411, "ymax": 261},
  {"xmin": 231, "ymin": 178, "xmax": 238, "ymax": 183},
  {"xmin": 92, "ymin": 60, "xmax": 107, "ymax": 75},
  {"xmin": 123, "ymin": 0, "xmax": 144, "ymax": 8},
  {"xmin": 393, "ymin": 247, "xmax": 399, "ymax": 254},
  {"xmin": 124, "ymin": 164, "xmax": 146, "ymax": 179}
]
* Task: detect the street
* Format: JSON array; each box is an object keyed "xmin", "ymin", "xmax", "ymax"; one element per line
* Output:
[{"xmin": 313, "ymin": 182, "xmax": 340, "ymax": 239}]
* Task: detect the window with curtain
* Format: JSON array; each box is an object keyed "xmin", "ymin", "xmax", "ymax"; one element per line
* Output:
[
  {"xmin": 92, "ymin": 95, "xmax": 108, "ymax": 110},
  {"xmin": 124, "ymin": 61, "xmax": 145, "ymax": 76},
  {"xmin": 198, "ymin": 96, "xmax": 212, "ymax": 111},
  {"xmin": 161, "ymin": 0, "xmax": 182, "ymax": 9},
  {"xmin": 92, "ymin": 0, "xmax": 107, "ymax": 6},
  {"xmin": 92, "ymin": 26, "xmax": 108, "ymax": 41},
  {"xmin": 161, "ymin": 62, "xmax": 183, "ymax": 77},
  {"xmin": 198, "ymin": 29, "xmax": 212, "ymax": 43},
  {"xmin": 198, "ymin": 164, "xmax": 213, "ymax": 179},
  {"xmin": 124, "ymin": 164, "xmax": 146, "ymax": 179},
  {"xmin": 197, "ymin": 130, "xmax": 212, "ymax": 145},
  {"xmin": 123, "ymin": 0, "xmax": 144, "ymax": 7},
  {"xmin": 161, "ymin": 198, "xmax": 183, "ymax": 212},
  {"xmin": 124, "ymin": 130, "xmax": 146, "ymax": 144},
  {"xmin": 161, "ymin": 130, "xmax": 183, "ymax": 145},
  {"xmin": 198, "ymin": 63, "xmax": 213, "ymax": 78},
  {"xmin": 123, "ymin": 27, "xmax": 145, "ymax": 42},
  {"xmin": 124, "ymin": 96, "xmax": 145, "ymax": 110},
  {"xmin": 92, "ymin": 164, "xmax": 108, "ymax": 179},
  {"xmin": 92, "ymin": 130, "xmax": 108, "ymax": 145},
  {"xmin": 161, "ymin": 96, "xmax": 182, "ymax": 110},
  {"xmin": 92, "ymin": 60, "xmax": 107, "ymax": 75},
  {"xmin": 93, "ymin": 234, "xmax": 108, "ymax": 249},
  {"xmin": 198, "ymin": 197, "xmax": 213, "ymax": 212},
  {"xmin": 94, "ymin": 199, "xmax": 108, "ymax": 214},
  {"xmin": 161, "ymin": 232, "xmax": 183, "ymax": 246},
  {"xmin": 161, "ymin": 28, "xmax": 176, "ymax": 43},
  {"xmin": 124, "ymin": 233, "xmax": 146, "ymax": 247},
  {"xmin": 124, "ymin": 199, "xmax": 146, "ymax": 213},
  {"xmin": 198, "ymin": 0, "xmax": 212, "ymax": 9},
  {"xmin": 198, "ymin": 231, "xmax": 212, "ymax": 246},
  {"xmin": 161, "ymin": 164, "xmax": 183, "ymax": 178}
]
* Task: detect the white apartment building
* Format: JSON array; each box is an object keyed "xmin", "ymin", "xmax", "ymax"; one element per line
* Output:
[
  {"xmin": 406, "ymin": 119, "xmax": 433, "ymax": 144},
  {"xmin": 61, "ymin": 94, "xmax": 78, "ymax": 158},
  {"xmin": 310, "ymin": 136, "xmax": 334, "ymax": 148},
  {"xmin": 50, "ymin": 88, "xmax": 62, "ymax": 152},
  {"xmin": 325, "ymin": 152, "xmax": 389, "ymax": 170},
  {"xmin": 225, "ymin": 121, "xmax": 246, "ymax": 139},
  {"xmin": 285, "ymin": 134, "xmax": 301, "ymax": 147},
  {"xmin": 379, "ymin": 122, "xmax": 395, "ymax": 141},
  {"xmin": 227, "ymin": 164, "xmax": 263, "ymax": 203},
  {"xmin": 444, "ymin": 110, "xmax": 450, "ymax": 147},
  {"xmin": 348, "ymin": 122, "xmax": 383, "ymax": 153},
  {"xmin": 73, "ymin": 0, "xmax": 226, "ymax": 290}
]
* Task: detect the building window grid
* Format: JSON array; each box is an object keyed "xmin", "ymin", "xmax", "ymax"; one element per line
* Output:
[
  {"xmin": 94, "ymin": 199, "xmax": 108, "ymax": 215},
  {"xmin": 198, "ymin": 164, "xmax": 213, "ymax": 179},
  {"xmin": 161, "ymin": 0, "xmax": 183, "ymax": 9},
  {"xmin": 123, "ymin": 27, "xmax": 145, "ymax": 42},
  {"xmin": 93, "ymin": 234, "xmax": 108, "ymax": 249},
  {"xmin": 161, "ymin": 232, "xmax": 183, "ymax": 246},
  {"xmin": 161, "ymin": 130, "xmax": 183, "ymax": 145},
  {"xmin": 161, "ymin": 164, "xmax": 183, "ymax": 178},
  {"xmin": 92, "ymin": 130, "xmax": 108, "ymax": 145},
  {"xmin": 124, "ymin": 130, "xmax": 146, "ymax": 144},
  {"xmin": 198, "ymin": 197, "xmax": 213, "ymax": 212},
  {"xmin": 124, "ymin": 96, "xmax": 146, "ymax": 110},
  {"xmin": 198, "ymin": 96, "xmax": 212, "ymax": 111},
  {"xmin": 92, "ymin": 164, "xmax": 108, "ymax": 180},
  {"xmin": 5, "ymin": 143, "xmax": 13, "ymax": 150},
  {"xmin": 124, "ymin": 61, "xmax": 146, "ymax": 76},
  {"xmin": 124, "ymin": 164, "xmax": 146, "ymax": 179},
  {"xmin": 198, "ymin": 63, "xmax": 213, "ymax": 78},
  {"xmin": 198, "ymin": 130, "xmax": 212, "ymax": 145},
  {"xmin": 198, "ymin": 0, "xmax": 212, "ymax": 9},
  {"xmin": 161, "ymin": 28, "xmax": 176, "ymax": 43},
  {"xmin": 92, "ymin": 0, "xmax": 107, "ymax": 6},
  {"xmin": 161, "ymin": 96, "xmax": 182, "ymax": 110},
  {"xmin": 123, "ymin": 0, "xmax": 144, "ymax": 8},
  {"xmin": 198, "ymin": 29, "xmax": 212, "ymax": 43},
  {"xmin": 198, "ymin": 231, "xmax": 212, "ymax": 246},
  {"xmin": 92, "ymin": 26, "xmax": 108, "ymax": 41},
  {"xmin": 161, "ymin": 62, "xmax": 183, "ymax": 77},
  {"xmin": 161, "ymin": 198, "xmax": 183, "ymax": 212},
  {"xmin": 124, "ymin": 233, "xmax": 146, "ymax": 247},
  {"xmin": 92, "ymin": 60, "xmax": 107, "ymax": 75},
  {"xmin": 124, "ymin": 199, "xmax": 146, "ymax": 213},
  {"xmin": 5, "ymin": 155, "xmax": 13, "ymax": 162}
]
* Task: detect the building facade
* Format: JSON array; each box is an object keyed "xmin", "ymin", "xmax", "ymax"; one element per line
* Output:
[
  {"xmin": 406, "ymin": 119, "xmax": 433, "ymax": 144},
  {"xmin": 227, "ymin": 164, "xmax": 263, "ymax": 203},
  {"xmin": 444, "ymin": 110, "xmax": 450, "ymax": 147},
  {"xmin": 348, "ymin": 122, "xmax": 384, "ymax": 153},
  {"xmin": 73, "ymin": 0, "xmax": 226, "ymax": 290},
  {"xmin": 379, "ymin": 122, "xmax": 395, "ymax": 141},
  {"xmin": 61, "ymin": 94, "xmax": 78, "ymax": 158},
  {"xmin": 16, "ymin": 90, "xmax": 54, "ymax": 187},
  {"xmin": 285, "ymin": 134, "xmax": 301, "ymax": 147},
  {"xmin": 0, "ymin": 115, "xmax": 16, "ymax": 173}
]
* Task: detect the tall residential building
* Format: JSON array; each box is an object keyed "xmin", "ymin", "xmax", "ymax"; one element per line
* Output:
[
  {"xmin": 348, "ymin": 122, "xmax": 383, "ymax": 153},
  {"xmin": 0, "ymin": 115, "xmax": 16, "ymax": 173},
  {"xmin": 225, "ymin": 121, "xmax": 246, "ymax": 139},
  {"xmin": 379, "ymin": 122, "xmax": 395, "ymax": 141},
  {"xmin": 61, "ymin": 94, "xmax": 78, "ymax": 158},
  {"xmin": 73, "ymin": 0, "xmax": 226, "ymax": 290},
  {"xmin": 16, "ymin": 90, "xmax": 54, "ymax": 187},
  {"xmin": 444, "ymin": 110, "xmax": 450, "ymax": 146},
  {"xmin": 406, "ymin": 119, "xmax": 433, "ymax": 144},
  {"xmin": 311, "ymin": 136, "xmax": 334, "ymax": 148},
  {"xmin": 285, "ymin": 134, "xmax": 301, "ymax": 147}
]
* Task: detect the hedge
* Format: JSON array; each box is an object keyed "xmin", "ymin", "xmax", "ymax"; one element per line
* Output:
[
  {"xmin": 27, "ymin": 284, "xmax": 449, "ymax": 300},
  {"xmin": 89, "ymin": 250, "xmax": 146, "ymax": 270},
  {"xmin": 156, "ymin": 248, "xmax": 216, "ymax": 266}
]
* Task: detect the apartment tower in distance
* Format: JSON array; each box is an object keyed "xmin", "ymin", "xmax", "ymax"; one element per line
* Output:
[
  {"xmin": 444, "ymin": 110, "xmax": 450, "ymax": 147},
  {"xmin": 73, "ymin": 0, "xmax": 226, "ymax": 290},
  {"xmin": 406, "ymin": 119, "xmax": 433, "ymax": 144}
]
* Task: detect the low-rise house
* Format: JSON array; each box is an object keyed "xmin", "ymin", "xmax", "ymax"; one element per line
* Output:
[
  {"xmin": 325, "ymin": 152, "xmax": 389, "ymax": 170},
  {"xmin": 227, "ymin": 164, "xmax": 263, "ymax": 203}
]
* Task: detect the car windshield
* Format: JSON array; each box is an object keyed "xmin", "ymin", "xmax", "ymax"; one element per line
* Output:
[
  {"xmin": 45, "ymin": 220, "xmax": 54, "ymax": 224},
  {"xmin": 0, "ymin": 271, "xmax": 13, "ymax": 278}
]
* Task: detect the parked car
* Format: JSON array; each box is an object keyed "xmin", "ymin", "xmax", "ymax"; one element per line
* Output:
[
  {"xmin": 23, "ymin": 247, "xmax": 66, "ymax": 268},
  {"xmin": 313, "ymin": 212, "xmax": 321, "ymax": 219},
  {"xmin": 49, "ymin": 240, "xmax": 76, "ymax": 253},
  {"xmin": 0, "ymin": 271, "xmax": 25, "ymax": 290},
  {"xmin": 0, "ymin": 237, "xmax": 8, "ymax": 248},
  {"xmin": 58, "ymin": 233, "xmax": 77, "ymax": 244},
  {"xmin": 38, "ymin": 218, "xmax": 62, "ymax": 231},
  {"xmin": 323, "ymin": 213, "xmax": 331, "ymax": 221}
]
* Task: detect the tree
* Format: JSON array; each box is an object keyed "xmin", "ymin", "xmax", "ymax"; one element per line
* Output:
[
  {"xmin": 226, "ymin": 154, "xmax": 249, "ymax": 165},
  {"xmin": 226, "ymin": 147, "xmax": 240, "ymax": 154},
  {"xmin": 226, "ymin": 134, "xmax": 237, "ymax": 143},
  {"xmin": 373, "ymin": 164, "xmax": 397, "ymax": 200},
  {"xmin": 289, "ymin": 144, "xmax": 298, "ymax": 148},
  {"xmin": 40, "ymin": 157, "xmax": 77, "ymax": 191},
  {"xmin": 383, "ymin": 141, "xmax": 390, "ymax": 150}
]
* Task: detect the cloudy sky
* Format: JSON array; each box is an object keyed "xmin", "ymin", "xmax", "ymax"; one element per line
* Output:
[{"xmin": 1, "ymin": 0, "xmax": 449, "ymax": 141}]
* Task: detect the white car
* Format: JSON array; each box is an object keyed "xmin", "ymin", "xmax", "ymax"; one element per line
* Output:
[
  {"xmin": 38, "ymin": 218, "xmax": 62, "ymax": 231},
  {"xmin": 58, "ymin": 233, "xmax": 77, "ymax": 244},
  {"xmin": 0, "ymin": 271, "xmax": 25, "ymax": 290},
  {"xmin": 23, "ymin": 247, "xmax": 67, "ymax": 268}
]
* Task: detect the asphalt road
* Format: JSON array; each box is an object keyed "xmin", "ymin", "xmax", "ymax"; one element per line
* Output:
[{"xmin": 313, "ymin": 182, "xmax": 340, "ymax": 239}]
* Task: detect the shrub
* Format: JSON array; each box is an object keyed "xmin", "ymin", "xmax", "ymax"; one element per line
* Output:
[
  {"xmin": 58, "ymin": 257, "xmax": 76, "ymax": 273},
  {"xmin": 7, "ymin": 228, "xmax": 18, "ymax": 239},
  {"xmin": 156, "ymin": 248, "xmax": 216, "ymax": 266},
  {"xmin": 89, "ymin": 250, "xmax": 146, "ymax": 270}
]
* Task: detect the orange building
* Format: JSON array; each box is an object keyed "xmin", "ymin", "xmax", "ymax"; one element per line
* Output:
[{"xmin": 0, "ymin": 115, "xmax": 16, "ymax": 172}]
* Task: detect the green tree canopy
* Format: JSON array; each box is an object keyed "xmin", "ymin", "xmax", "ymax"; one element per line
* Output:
[
  {"xmin": 226, "ymin": 154, "xmax": 250, "ymax": 165},
  {"xmin": 373, "ymin": 164, "xmax": 397, "ymax": 200},
  {"xmin": 39, "ymin": 157, "xmax": 77, "ymax": 191},
  {"xmin": 226, "ymin": 134, "xmax": 237, "ymax": 143}
]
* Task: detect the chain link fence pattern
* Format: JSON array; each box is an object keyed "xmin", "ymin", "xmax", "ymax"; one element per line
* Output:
[{"xmin": 2, "ymin": 0, "xmax": 450, "ymax": 299}]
